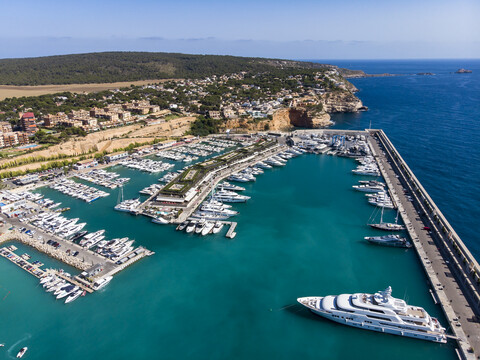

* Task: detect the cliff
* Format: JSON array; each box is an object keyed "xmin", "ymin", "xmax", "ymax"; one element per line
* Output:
[
  {"xmin": 284, "ymin": 107, "xmax": 332, "ymax": 128},
  {"xmin": 322, "ymin": 91, "xmax": 365, "ymax": 113},
  {"xmin": 221, "ymin": 107, "xmax": 332, "ymax": 133}
]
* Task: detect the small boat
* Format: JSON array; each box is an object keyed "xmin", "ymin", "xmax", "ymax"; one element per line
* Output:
[
  {"xmin": 16, "ymin": 347, "xmax": 28, "ymax": 358},
  {"xmin": 0, "ymin": 343, "xmax": 4, "ymax": 347},
  {"xmin": 185, "ymin": 221, "xmax": 196, "ymax": 233},
  {"xmin": 176, "ymin": 221, "xmax": 189, "ymax": 231},
  {"xmin": 152, "ymin": 216, "xmax": 169, "ymax": 224},
  {"xmin": 195, "ymin": 220, "xmax": 206, "ymax": 234}
]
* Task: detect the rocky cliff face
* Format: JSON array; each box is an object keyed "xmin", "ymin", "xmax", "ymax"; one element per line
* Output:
[
  {"xmin": 322, "ymin": 91, "xmax": 365, "ymax": 113},
  {"xmin": 283, "ymin": 108, "xmax": 332, "ymax": 128},
  {"xmin": 221, "ymin": 107, "xmax": 332, "ymax": 132},
  {"xmin": 221, "ymin": 89, "xmax": 364, "ymax": 132}
]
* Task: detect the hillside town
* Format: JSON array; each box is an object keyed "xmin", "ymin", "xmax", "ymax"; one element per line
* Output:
[{"xmin": 0, "ymin": 67, "xmax": 361, "ymax": 150}]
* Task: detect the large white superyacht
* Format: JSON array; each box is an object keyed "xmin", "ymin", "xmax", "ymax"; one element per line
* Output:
[{"xmin": 297, "ymin": 286, "xmax": 447, "ymax": 343}]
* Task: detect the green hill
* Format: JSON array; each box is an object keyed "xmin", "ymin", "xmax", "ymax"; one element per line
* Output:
[{"xmin": 0, "ymin": 52, "xmax": 330, "ymax": 86}]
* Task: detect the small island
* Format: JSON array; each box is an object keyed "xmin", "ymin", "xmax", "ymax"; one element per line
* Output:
[
  {"xmin": 416, "ymin": 72, "xmax": 435, "ymax": 76},
  {"xmin": 455, "ymin": 68, "xmax": 472, "ymax": 74}
]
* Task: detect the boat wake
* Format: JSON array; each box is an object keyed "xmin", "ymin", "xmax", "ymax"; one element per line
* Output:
[{"xmin": 7, "ymin": 334, "xmax": 31, "ymax": 358}]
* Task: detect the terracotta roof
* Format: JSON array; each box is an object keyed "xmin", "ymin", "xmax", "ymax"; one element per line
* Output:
[{"xmin": 22, "ymin": 112, "xmax": 35, "ymax": 118}]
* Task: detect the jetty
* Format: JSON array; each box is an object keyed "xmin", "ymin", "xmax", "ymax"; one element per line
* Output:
[
  {"xmin": 0, "ymin": 221, "xmax": 153, "ymax": 294},
  {"xmin": 225, "ymin": 222, "xmax": 237, "ymax": 239},
  {"xmin": 0, "ymin": 246, "xmax": 45, "ymax": 278},
  {"xmin": 368, "ymin": 129, "xmax": 480, "ymax": 360},
  {"xmin": 287, "ymin": 128, "xmax": 480, "ymax": 358}
]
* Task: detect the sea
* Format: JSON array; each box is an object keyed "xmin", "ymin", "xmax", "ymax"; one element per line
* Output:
[{"xmin": 0, "ymin": 59, "xmax": 479, "ymax": 360}]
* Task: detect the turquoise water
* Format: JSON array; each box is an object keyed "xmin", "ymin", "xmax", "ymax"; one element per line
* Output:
[{"xmin": 0, "ymin": 154, "xmax": 455, "ymax": 359}]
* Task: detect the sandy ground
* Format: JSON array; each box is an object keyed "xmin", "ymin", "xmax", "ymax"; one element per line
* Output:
[
  {"xmin": 0, "ymin": 79, "xmax": 175, "ymax": 100},
  {"xmin": 0, "ymin": 116, "xmax": 195, "ymax": 175}
]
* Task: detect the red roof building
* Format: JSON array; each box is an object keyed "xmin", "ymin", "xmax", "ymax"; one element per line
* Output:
[{"xmin": 20, "ymin": 112, "xmax": 38, "ymax": 133}]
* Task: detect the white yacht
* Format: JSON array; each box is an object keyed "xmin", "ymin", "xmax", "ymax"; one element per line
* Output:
[
  {"xmin": 92, "ymin": 275, "xmax": 113, "ymax": 291},
  {"xmin": 369, "ymin": 198, "xmax": 395, "ymax": 209},
  {"xmin": 352, "ymin": 184, "xmax": 385, "ymax": 193},
  {"xmin": 56, "ymin": 285, "xmax": 78, "ymax": 299},
  {"xmin": 200, "ymin": 203, "xmax": 238, "ymax": 216},
  {"xmin": 212, "ymin": 222, "xmax": 224, "ymax": 234},
  {"xmin": 193, "ymin": 211, "xmax": 231, "ymax": 221},
  {"xmin": 114, "ymin": 198, "xmax": 141, "ymax": 213},
  {"xmin": 228, "ymin": 174, "xmax": 251, "ymax": 183},
  {"xmin": 256, "ymin": 161, "xmax": 272, "ymax": 169},
  {"xmin": 217, "ymin": 182, "xmax": 245, "ymax": 192},
  {"xmin": 65, "ymin": 289, "xmax": 83, "ymax": 304},
  {"xmin": 297, "ymin": 286, "xmax": 446, "ymax": 343},
  {"xmin": 152, "ymin": 216, "xmax": 169, "ymax": 224},
  {"xmin": 212, "ymin": 190, "xmax": 250, "ymax": 203},
  {"xmin": 186, "ymin": 221, "xmax": 197, "ymax": 233},
  {"xmin": 352, "ymin": 167, "xmax": 380, "ymax": 176},
  {"xmin": 201, "ymin": 221, "xmax": 215, "ymax": 236}
]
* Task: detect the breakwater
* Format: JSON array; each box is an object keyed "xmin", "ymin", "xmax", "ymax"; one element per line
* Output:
[{"xmin": 370, "ymin": 129, "xmax": 480, "ymax": 359}]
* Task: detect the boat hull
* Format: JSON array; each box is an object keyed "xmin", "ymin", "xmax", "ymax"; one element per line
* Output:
[
  {"xmin": 368, "ymin": 223, "xmax": 405, "ymax": 231},
  {"xmin": 366, "ymin": 239, "xmax": 411, "ymax": 248},
  {"xmin": 306, "ymin": 307, "xmax": 446, "ymax": 343}
]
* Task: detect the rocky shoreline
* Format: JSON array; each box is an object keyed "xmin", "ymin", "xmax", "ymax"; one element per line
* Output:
[{"xmin": 221, "ymin": 88, "xmax": 366, "ymax": 132}]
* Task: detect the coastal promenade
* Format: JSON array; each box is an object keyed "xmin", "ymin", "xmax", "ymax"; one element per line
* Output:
[{"xmin": 368, "ymin": 130, "xmax": 480, "ymax": 360}]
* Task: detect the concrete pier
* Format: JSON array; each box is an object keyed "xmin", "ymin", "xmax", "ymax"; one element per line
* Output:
[
  {"xmin": 225, "ymin": 222, "xmax": 237, "ymax": 239},
  {"xmin": 0, "ymin": 218, "xmax": 152, "ymax": 284},
  {"xmin": 368, "ymin": 129, "xmax": 480, "ymax": 360},
  {"xmin": 0, "ymin": 246, "xmax": 45, "ymax": 278}
]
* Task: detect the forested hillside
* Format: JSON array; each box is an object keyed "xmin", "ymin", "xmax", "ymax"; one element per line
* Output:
[{"xmin": 0, "ymin": 52, "xmax": 329, "ymax": 85}]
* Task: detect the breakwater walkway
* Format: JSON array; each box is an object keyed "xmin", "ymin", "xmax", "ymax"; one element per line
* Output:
[{"xmin": 369, "ymin": 129, "xmax": 480, "ymax": 359}]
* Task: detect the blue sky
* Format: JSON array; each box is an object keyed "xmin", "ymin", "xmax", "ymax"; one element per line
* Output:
[{"xmin": 1, "ymin": 0, "xmax": 479, "ymax": 59}]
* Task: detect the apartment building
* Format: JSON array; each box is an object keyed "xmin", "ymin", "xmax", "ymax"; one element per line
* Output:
[{"xmin": 20, "ymin": 112, "xmax": 38, "ymax": 133}]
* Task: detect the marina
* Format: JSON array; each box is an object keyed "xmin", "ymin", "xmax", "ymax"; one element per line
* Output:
[
  {"xmin": 0, "ymin": 131, "xmax": 477, "ymax": 359},
  {"xmin": 49, "ymin": 178, "xmax": 110, "ymax": 203},
  {"xmin": 75, "ymin": 169, "xmax": 130, "ymax": 189}
]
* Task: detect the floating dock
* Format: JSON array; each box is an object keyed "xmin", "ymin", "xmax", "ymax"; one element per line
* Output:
[{"xmin": 0, "ymin": 246, "xmax": 45, "ymax": 278}]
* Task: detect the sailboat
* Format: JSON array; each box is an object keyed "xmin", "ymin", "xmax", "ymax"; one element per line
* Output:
[{"xmin": 368, "ymin": 205, "xmax": 405, "ymax": 231}]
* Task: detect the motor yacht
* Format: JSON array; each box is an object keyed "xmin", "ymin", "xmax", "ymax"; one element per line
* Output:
[{"xmin": 297, "ymin": 287, "xmax": 446, "ymax": 343}]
